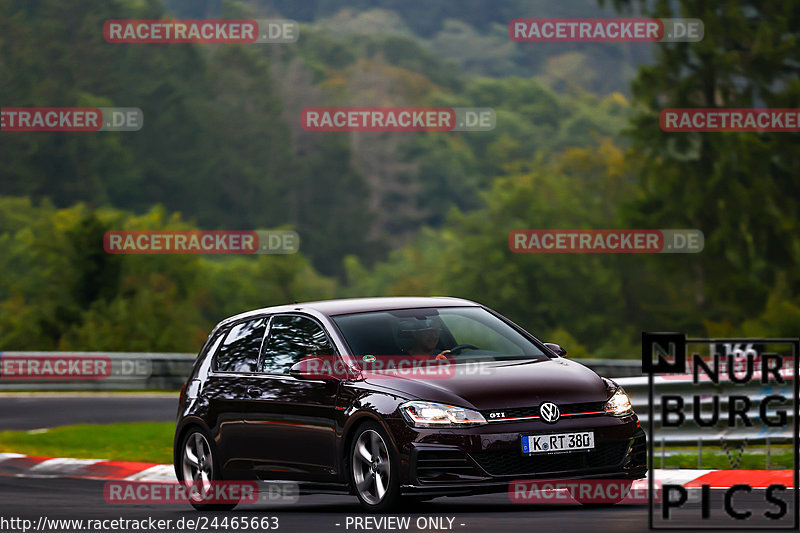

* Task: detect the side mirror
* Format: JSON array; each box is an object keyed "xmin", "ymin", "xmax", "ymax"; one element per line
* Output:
[
  {"xmin": 289, "ymin": 357, "xmax": 342, "ymax": 380},
  {"xmin": 544, "ymin": 342, "xmax": 567, "ymax": 357}
]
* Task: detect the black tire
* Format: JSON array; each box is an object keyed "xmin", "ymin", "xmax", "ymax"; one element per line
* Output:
[
  {"xmin": 349, "ymin": 422, "xmax": 401, "ymax": 512},
  {"xmin": 179, "ymin": 427, "xmax": 238, "ymax": 511}
]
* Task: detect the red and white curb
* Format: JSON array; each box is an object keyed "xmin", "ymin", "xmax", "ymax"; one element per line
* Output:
[
  {"xmin": 0, "ymin": 453, "xmax": 794, "ymax": 488},
  {"xmin": 0, "ymin": 452, "xmax": 174, "ymax": 481},
  {"xmin": 652, "ymin": 468, "xmax": 796, "ymax": 488}
]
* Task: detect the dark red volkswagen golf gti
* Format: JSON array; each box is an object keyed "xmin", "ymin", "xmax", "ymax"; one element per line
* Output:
[{"xmin": 174, "ymin": 297, "xmax": 646, "ymax": 511}]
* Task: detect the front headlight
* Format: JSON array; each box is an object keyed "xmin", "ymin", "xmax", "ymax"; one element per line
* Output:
[
  {"xmin": 605, "ymin": 387, "xmax": 633, "ymax": 416},
  {"xmin": 400, "ymin": 401, "xmax": 487, "ymax": 428}
]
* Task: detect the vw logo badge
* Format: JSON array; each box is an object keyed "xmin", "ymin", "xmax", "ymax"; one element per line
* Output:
[{"xmin": 539, "ymin": 402, "xmax": 560, "ymax": 423}]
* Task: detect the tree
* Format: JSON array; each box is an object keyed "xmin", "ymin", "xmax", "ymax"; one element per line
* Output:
[{"xmin": 606, "ymin": 0, "xmax": 800, "ymax": 329}]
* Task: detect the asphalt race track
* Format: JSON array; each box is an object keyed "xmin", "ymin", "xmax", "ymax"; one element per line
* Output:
[
  {"xmin": 2, "ymin": 476, "xmax": 796, "ymax": 533},
  {"xmin": 0, "ymin": 394, "xmax": 176, "ymax": 430}
]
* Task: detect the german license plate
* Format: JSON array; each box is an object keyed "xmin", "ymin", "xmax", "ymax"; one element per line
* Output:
[{"xmin": 522, "ymin": 431, "xmax": 595, "ymax": 454}]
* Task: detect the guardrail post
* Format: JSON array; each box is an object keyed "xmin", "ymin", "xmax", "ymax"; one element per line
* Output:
[
  {"xmin": 697, "ymin": 438, "xmax": 702, "ymax": 469},
  {"xmin": 661, "ymin": 438, "xmax": 665, "ymax": 469},
  {"xmin": 766, "ymin": 437, "xmax": 770, "ymax": 469}
]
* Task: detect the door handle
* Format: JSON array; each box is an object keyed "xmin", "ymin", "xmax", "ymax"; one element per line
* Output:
[{"xmin": 246, "ymin": 387, "xmax": 262, "ymax": 398}]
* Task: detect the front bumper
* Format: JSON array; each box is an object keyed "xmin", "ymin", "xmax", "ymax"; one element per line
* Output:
[{"xmin": 387, "ymin": 413, "xmax": 647, "ymax": 496}]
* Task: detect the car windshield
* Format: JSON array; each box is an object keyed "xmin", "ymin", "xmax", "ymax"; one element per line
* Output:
[{"xmin": 331, "ymin": 306, "xmax": 549, "ymax": 363}]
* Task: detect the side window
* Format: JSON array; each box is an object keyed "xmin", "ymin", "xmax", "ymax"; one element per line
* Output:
[
  {"xmin": 198, "ymin": 326, "xmax": 228, "ymax": 370},
  {"xmin": 261, "ymin": 315, "xmax": 334, "ymax": 374},
  {"xmin": 214, "ymin": 317, "xmax": 268, "ymax": 373}
]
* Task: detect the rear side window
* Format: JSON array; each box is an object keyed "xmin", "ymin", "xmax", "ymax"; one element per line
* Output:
[
  {"xmin": 214, "ymin": 317, "xmax": 268, "ymax": 373},
  {"xmin": 260, "ymin": 315, "xmax": 334, "ymax": 374}
]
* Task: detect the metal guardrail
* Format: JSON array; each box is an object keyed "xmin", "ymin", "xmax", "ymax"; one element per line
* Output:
[
  {"xmin": 572, "ymin": 358, "xmax": 641, "ymax": 377},
  {"xmin": 0, "ymin": 352, "xmax": 195, "ymax": 390},
  {"xmin": 616, "ymin": 375, "xmax": 795, "ymax": 444},
  {"xmin": 576, "ymin": 358, "xmax": 791, "ymax": 446}
]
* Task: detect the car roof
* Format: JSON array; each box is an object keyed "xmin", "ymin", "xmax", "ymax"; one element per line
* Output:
[{"xmin": 216, "ymin": 296, "xmax": 481, "ymax": 328}]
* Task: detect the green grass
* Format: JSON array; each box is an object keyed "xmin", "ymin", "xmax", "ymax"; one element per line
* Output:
[
  {"xmin": 0, "ymin": 422, "xmax": 174, "ymax": 464},
  {"xmin": 658, "ymin": 445, "xmax": 794, "ymax": 470},
  {"xmin": 663, "ymin": 452, "xmax": 794, "ymax": 470}
]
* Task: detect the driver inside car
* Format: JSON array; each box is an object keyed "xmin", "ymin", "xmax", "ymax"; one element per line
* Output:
[{"xmin": 400, "ymin": 317, "xmax": 452, "ymax": 359}]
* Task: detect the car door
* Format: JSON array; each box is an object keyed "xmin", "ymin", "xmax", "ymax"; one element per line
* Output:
[
  {"xmin": 201, "ymin": 315, "xmax": 269, "ymax": 476},
  {"xmin": 238, "ymin": 314, "xmax": 341, "ymax": 482}
]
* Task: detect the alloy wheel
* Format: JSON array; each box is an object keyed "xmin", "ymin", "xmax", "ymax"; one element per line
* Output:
[
  {"xmin": 182, "ymin": 431, "xmax": 214, "ymax": 503},
  {"xmin": 352, "ymin": 429, "xmax": 391, "ymax": 505}
]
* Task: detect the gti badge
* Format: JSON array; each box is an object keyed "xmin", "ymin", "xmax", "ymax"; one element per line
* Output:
[{"xmin": 539, "ymin": 402, "xmax": 560, "ymax": 423}]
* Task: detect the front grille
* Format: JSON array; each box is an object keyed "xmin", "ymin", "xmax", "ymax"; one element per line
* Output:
[
  {"xmin": 562, "ymin": 401, "xmax": 607, "ymax": 414},
  {"xmin": 481, "ymin": 401, "xmax": 606, "ymax": 421},
  {"xmin": 629, "ymin": 433, "xmax": 647, "ymax": 465},
  {"xmin": 415, "ymin": 450, "xmax": 485, "ymax": 482},
  {"xmin": 470, "ymin": 441, "xmax": 628, "ymax": 477}
]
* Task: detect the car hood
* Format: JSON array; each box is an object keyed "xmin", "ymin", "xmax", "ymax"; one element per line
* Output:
[{"xmin": 362, "ymin": 358, "xmax": 610, "ymax": 410}]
